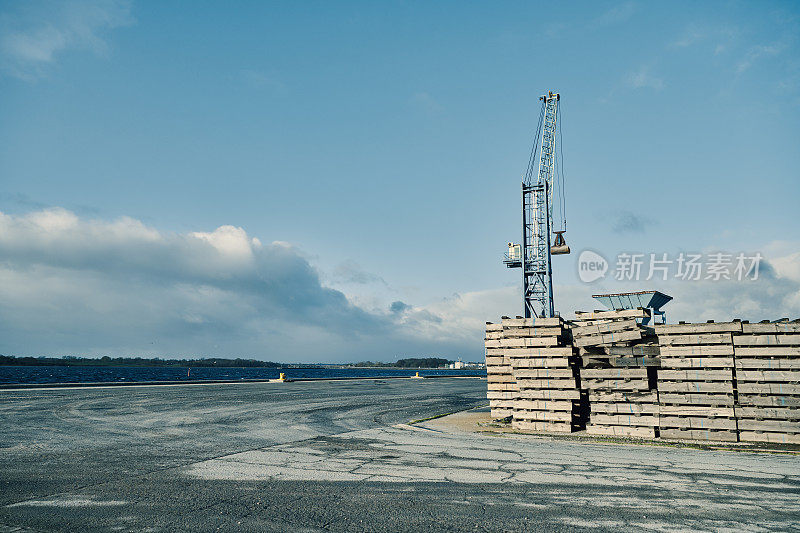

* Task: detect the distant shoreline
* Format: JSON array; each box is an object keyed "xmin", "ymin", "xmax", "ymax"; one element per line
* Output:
[{"xmin": 0, "ymin": 355, "xmax": 472, "ymax": 370}]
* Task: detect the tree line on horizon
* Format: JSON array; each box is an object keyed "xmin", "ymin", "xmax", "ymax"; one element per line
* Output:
[{"xmin": 0, "ymin": 355, "xmax": 455, "ymax": 369}]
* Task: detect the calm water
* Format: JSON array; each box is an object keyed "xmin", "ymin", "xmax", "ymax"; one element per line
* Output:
[{"xmin": 0, "ymin": 366, "xmax": 486, "ymax": 385}]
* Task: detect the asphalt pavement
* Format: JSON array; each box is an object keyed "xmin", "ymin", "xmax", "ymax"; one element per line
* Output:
[{"xmin": 1, "ymin": 378, "xmax": 798, "ymax": 532}]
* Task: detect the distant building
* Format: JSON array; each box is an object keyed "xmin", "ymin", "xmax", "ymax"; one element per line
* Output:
[{"xmin": 448, "ymin": 360, "xmax": 484, "ymax": 369}]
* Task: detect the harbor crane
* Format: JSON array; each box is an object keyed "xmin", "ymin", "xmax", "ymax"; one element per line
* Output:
[{"xmin": 503, "ymin": 91, "xmax": 569, "ymax": 318}]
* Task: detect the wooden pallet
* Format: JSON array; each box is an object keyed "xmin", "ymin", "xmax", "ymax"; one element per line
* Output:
[
  {"xmin": 515, "ymin": 378, "xmax": 579, "ymax": 390},
  {"xmin": 658, "ymin": 392, "xmax": 735, "ymax": 406},
  {"xmin": 589, "ymin": 402, "xmax": 659, "ymax": 415},
  {"xmin": 656, "ymin": 322, "xmax": 743, "ymax": 335},
  {"xmin": 738, "ymin": 431, "xmax": 800, "ymax": 444},
  {"xmin": 589, "ymin": 413, "xmax": 658, "ymax": 427},
  {"xmin": 659, "ymin": 428, "xmax": 738, "ymax": 442},
  {"xmin": 512, "ymin": 420, "xmax": 574, "ymax": 432},
  {"xmin": 586, "ymin": 425, "xmax": 656, "ymax": 438},
  {"xmin": 659, "ymin": 416, "xmax": 737, "ymax": 431},
  {"xmin": 490, "ymin": 407, "xmax": 513, "ymax": 419},
  {"xmin": 514, "ymin": 409, "xmax": 578, "ymax": 422}
]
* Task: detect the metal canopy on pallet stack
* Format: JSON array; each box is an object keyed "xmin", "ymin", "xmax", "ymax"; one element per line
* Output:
[{"xmin": 592, "ymin": 290, "xmax": 673, "ymax": 325}]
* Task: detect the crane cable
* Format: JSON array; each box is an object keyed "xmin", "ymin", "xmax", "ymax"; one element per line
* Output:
[
  {"xmin": 557, "ymin": 102, "xmax": 567, "ymax": 233},
  {"xmin": 524, "ymin": 101, "xmax": 546, "ymax": 186}
]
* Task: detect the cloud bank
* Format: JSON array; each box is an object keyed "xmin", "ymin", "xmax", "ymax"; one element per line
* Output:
[
  {"xmin": 0, "ymin": 0, "xmax": 133, "ymax": 80},
  {"xmin": 0, "ymin": 208, "xmax": 797, "ymax": 362},
  {"xmin": 0, "ymin": 209, "xmax": 493, "ymax": 362}
]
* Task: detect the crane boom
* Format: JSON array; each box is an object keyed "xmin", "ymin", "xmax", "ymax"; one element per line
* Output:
[{"xmin": 504, "ymin": 91, "xmax": 569, "ymax": 318}]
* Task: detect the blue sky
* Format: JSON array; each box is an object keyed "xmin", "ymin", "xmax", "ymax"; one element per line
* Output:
[{"xmin": 0, "ymin": 1, "xmax": 799, "ymax": 362}]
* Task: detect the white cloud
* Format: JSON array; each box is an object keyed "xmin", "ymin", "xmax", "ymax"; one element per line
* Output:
[
  {"xmin": 593, "ymin": 2, "xmax": 637, "ymax": 27},
  {"xmin": 0, "ymin": 0, "xmax": 133, "ymax": 80},
  {"xmin": 736, "ymin": 44, "xmax": 783, "ymax": 75},
  {"xmin": 625, "ymin": 66, "xmax": 664, "ymax": 90}
]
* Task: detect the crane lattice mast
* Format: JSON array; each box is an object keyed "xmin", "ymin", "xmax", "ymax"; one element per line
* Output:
[{"xmin": 504, "ymin": 91, "xmax": 569, "ymax": 318}]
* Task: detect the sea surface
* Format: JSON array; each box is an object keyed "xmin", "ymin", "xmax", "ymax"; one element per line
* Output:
[{"xmin": 0, "ymin": 365, "xmax": 486, "ymax": 385}]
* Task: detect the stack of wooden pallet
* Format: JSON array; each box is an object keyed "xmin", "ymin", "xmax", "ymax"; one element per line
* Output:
[
  {"xmin": 484, "ymin": 321, "xmax": 517, "ymax": 419},
  {"xmin": 733, "ymin": 321, "xmax": 800, "ymax": 444},
  {"xmin": 656, "ymin": 322, "xmax": 741, "ymax": 442},
  {"xmin": 504, "ymin": 316, "xmax": 582, "ymax": 432},
  {"xmin": 572, "ymin": 309, "xmax": 660, "ymax": 438}
]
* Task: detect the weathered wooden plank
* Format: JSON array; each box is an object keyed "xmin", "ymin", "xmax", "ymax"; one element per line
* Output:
[
  {"xmin": 514, "ymin": 399, "xmax": 576, "ymax": 411},
  {"xmin": 486, "ymin": 365, "xmax": 513, "ymax": 374},
  {"xmin": 511, "ymin": 420, "xmax": 574, "ymax": 432},
  {"xmin": 516, "ymin": 378, "xmax": 578, "ymax": 390},
  {"xmin": 590, "ymin": 402, "xmax": 659, "ymax": 415},
  {"xmin": 737, "ymin": 419, "xmax": 800, "ymax": 432},
  {"xmin": 733, "ymin": 334, "xmax": 800, "ymax": 346},
  {"xmin": 490, "ymin": 407, "xmax": 513, "ymax": 419},
  {"xmin": 510, "ymin": 357, "xmax": 573, "ymax": 369},
  {"xmin": 502, "ymin": 327, "xmax": 564, "ymax": 338},
  {"xmin": 735, "ymin": 406, "xmax": 800, "ymax": 420},
  {"xmin": 603, "ymin": 356, "xmax": 661, "ymax": 368},
  {"xmin": 487, "ymin": 383, "xmax": 519, "ymax": 391},
  {"xmin": 659, "ymin": 345, "xmax": 734, "ymax": 357},
  {"xmin": 502, "ymin": 317, "xmax": 563, "ymax": 328},
  {"xmin": 518, "ymin": 389, "xmax": 581, "ymax": 400},
  {"xmin": 574, "ymin": 308, "xmax": 650, "ymax": 320},
  {"xmin": 659, "ymin": 416, "xmax": 737, "ymax": 430},
  {"xmin": 485, "ymin": 356, "xmax": 505, "ymax": 366},
  {"xmin": 656, "ymin": 322, "xmax": 743, "ymax": 335},
  {"xmin": 488, "ymin": 337, "xmax": 562, "ymax": 348},
  {"xmin": 586, "ymin": 425, "xmax": 656, "ymax": 438},
  {"xmin": 659, "ymin": 428, "xmax": 738, "ymax": 442},
  {"xmin": 737, "ymin": 383, "xmax": 800, "ymax": 394},
  {"xmin": 486, "ymin": 374, "xmax": 513, "ymax": 381},
  {"xmin": 733, "ymin": 346, "xmax": 800, "ymax": 357},
  {"xmin": 581, "ymin": 368, "xmax": 648, "ymax": 379},
  {"xmin": 658, "ymin": 357, "xmax": 734, "ymax": 369},
  {"xmin": 735, "ymin": 358, "xmax": 800, "ymax": 370},
  {"xmin": 511, "ymin": 357, "xmax": 573, "ymax": 370},
  {"xmin": 484, "ymin": 331, "xmax": 504, "ymax": 340},
  {"xmin": 736, "ymin": 370, "xmax": 800, "ymax": 382},
  {"xmin": 485, "ymin": 322, "xmax": 503, "ymax": 332},
  {"xmin": 658, "ymin": 333, "xmax": 733, "ymax": 346},
  {"xmin": 486, "ymin": 391, "xmax": 516, "ymax": 400},
  {"xmin": 573, "ymin": 329, "xmax": 642, "ymax": 348},
  {"xmin": 512, "ymin": 368, "xmax": 575, "ymax": 379},
  {"xmin": 737, "ymin": 394, "xmax": 800, "ymax": 408},
  {"xmin": 504, "ymin": 347, "xmax": 574, "ymax": 357},
  {"xmin": 582, "ymin": 379, "xmax": 650, "ymax": 391},
  {"xmin": 658, "ymin": 369, "xmax": 732, "ymax": 381},
  {"xmin": 590, "ymin": 413, "xmax": 659, "ymax": 427},
  {"xmin": 739, "ymin": 431, "xmax": 800, "ymax": 444},
  {"xmin": 602, "ymin": 345, "xmax": 661, "ymax": 357},
  {"xmin": 572, "ymin": 319, "xmax": 639, "ymax": 337},
  {"xmin": 589, "ymin": 391, "xmax": 658, "ymax": 403},
  {"xmin": 659, "ymin": 405, "xmax": 735, "ymax": 417},
  {"xmin": 658, "ymin": 392, "xmax": 735, "ymax": 406},
  {"xmin": 513, "ymin": 410, "xmax": 575, "ymax": 422},
  {"xmin": 488, "ymin": 399, "xmax": 515, "ymax": 408},
  {"xmin": 742, "ymin": 322, "xmax": 800, "ymax": 334},
  {"xmin": 657, "ymin": 381, "xmax": 733, "ymax": 393}
]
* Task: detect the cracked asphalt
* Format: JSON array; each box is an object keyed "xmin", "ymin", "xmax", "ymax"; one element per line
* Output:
[{"xmin": 1, "ymin": 378, "xmax": 799, "ymax": 532}]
